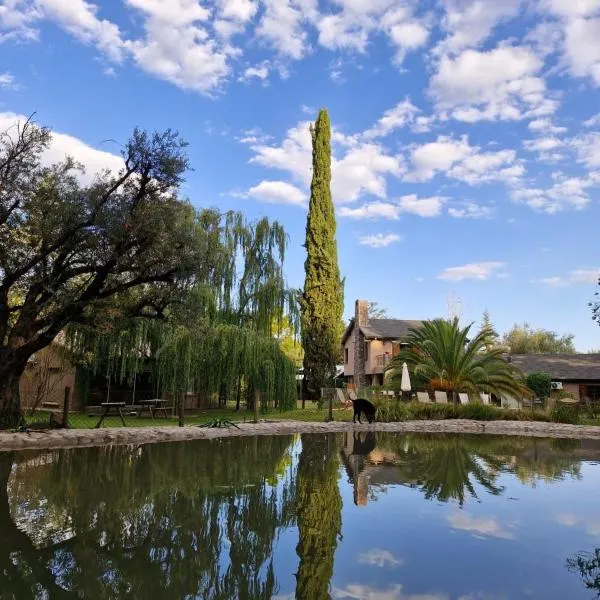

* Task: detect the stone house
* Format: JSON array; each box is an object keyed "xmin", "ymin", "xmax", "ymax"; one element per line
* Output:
[
  {"xmin": 510, "ymin": 353, "xmax": 600, "ymax": 403},
  {"xmin": 341, "ymin": 299, "xmax": 422, "ymax": 388}
]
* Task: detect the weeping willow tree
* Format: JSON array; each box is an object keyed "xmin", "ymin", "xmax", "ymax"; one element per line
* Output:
[{"xmin": 66, "ymin": 208, "xmax": 300, "ymax": 411}]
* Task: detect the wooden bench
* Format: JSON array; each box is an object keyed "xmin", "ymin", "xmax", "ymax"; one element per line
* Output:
[{"xmin": 95, "ymin": 402, "xmax": 127, "ymax": 428}]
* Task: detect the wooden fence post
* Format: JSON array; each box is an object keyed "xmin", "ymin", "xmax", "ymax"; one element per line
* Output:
[
  {"xmin": 62, "ymin": 387, "xmax": 71, "ymax": 429},
  {"xmin": 178, "ymin": 392, "xmax": 185, "ymax": 428}
]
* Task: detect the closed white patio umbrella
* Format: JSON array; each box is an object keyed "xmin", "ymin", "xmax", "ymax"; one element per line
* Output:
[{"xmin": 400, "ymin": 362, "xmax": 411, "ymax": 400}]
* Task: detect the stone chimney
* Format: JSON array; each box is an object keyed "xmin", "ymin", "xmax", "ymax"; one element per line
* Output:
[{"xmin": 353, "ymin": 300, "xmax": 369, "ymax": 388}]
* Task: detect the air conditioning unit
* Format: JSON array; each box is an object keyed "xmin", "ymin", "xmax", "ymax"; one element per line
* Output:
[{"xmin": 551, "ymin": 381, "xmax": 563, "ymax": 390}]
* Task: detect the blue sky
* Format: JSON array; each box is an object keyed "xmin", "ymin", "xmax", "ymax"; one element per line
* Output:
[{"xmin": 1, "ymin": 0, "xmax": 600, "ymax": 350}]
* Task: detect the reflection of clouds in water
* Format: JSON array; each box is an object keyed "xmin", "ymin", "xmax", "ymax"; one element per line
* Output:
[
  {"xmin": 458, "ymin": 592, "xmax": 508, "ymax": 600},
  {"xmin": 554, "ymin": 513, "xmax": 600, "ymax": 536},
  {"xmin": 458, "ymin": 593, "xmax": 509, "ymax": 600},
  {"xmin": 333, "ymin": 584, "xmax": 448, "ymax": 600},
  {"xmin": 447, "ymin": 512, "xmax": 515, "ymax": 540},
  {"xmin": 358, "ymin": 548, "xmax": 403, "ymax": 568}
]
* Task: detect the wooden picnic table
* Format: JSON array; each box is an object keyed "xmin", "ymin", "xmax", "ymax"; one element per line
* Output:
[
  {"xmin": 136, "ymin": 399, "xmax": 171, "ymax": 419},
  {"xmin": 95, "ymin": 402, "xmax": 127, "ymax": 428}
]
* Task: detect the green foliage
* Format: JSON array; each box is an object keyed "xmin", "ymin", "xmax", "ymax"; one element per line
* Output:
[
  {"xmin": 295, "ymin": 434, "xmax": 342, "ymax": 599},
  {"xmin": 374, "ymin": 400, "xmax": 553, "ymax": 423},
  {"xmin": 502, "ymin": 323, "xmax": 576, "ymax": 354},
  {"xmin": 526, "ymin": 372, "xmax": 553, "ymax": 399},
  {"xmin": 567, "ymin": 548, "xmax": 600, "ymax": 595},
  {"xmin": 551, "ymin": 404, "xmax": 580, "ymax": 424},
  {"xmin": 553, "ymin": 389, "xmax": 576, "ymax": 401},
  {"xmin": 301, "ymin": 109, "xmax": 344, "ymax": 400},
  {"xmin": 386, "ymin": 318, "xmax": 532, "ymax": 402},
  {"xmin": 480, "ymin": 310, "xmax": 500, "ymax": 350}
]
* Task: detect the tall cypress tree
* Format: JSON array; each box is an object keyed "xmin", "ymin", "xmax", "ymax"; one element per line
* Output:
[{"xmin": 301, "ymin": 109, "xmax": 344, "ymax": 400}]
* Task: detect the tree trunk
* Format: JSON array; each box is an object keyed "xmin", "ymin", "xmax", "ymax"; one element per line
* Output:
[{"xmin": 0, "ymin": 372, "xmax": 24, "ymax": 429}]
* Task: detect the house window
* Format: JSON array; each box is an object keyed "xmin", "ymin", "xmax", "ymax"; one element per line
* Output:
[
  {"xmin": 364, "ymin": 342, "xmax": 369, "ymax": 361},
  {"xmin": 344, "ymin": 348, "xmax": 349, "ymax": 364}
]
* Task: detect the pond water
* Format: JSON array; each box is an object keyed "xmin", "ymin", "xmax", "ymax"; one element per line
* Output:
[{"xmin": 1, "ymin": 432, "xmax": 600, "ymax": 599}]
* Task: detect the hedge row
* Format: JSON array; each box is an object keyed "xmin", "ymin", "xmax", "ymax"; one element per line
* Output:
[{"xmin": 374, "ymin": 401, "xmax": 580, "ymax": 425}]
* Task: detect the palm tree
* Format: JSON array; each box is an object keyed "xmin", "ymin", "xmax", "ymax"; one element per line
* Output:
[{"xmin": 385, "ymin": 318, "xmax": 531, "ymax": 404}]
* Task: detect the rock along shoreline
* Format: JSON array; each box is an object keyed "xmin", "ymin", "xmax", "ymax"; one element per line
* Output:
[{"xmin": 1, "ymin": 419, "xmax": 600, "ymax": 451}]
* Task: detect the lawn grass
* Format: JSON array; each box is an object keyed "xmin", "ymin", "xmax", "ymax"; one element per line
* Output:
[
  {"xmin": 25, "ymin": 403, "xmax": 600, "ymax": 429},
  {"xmin": 53, "ymin": 405, "xmax": 343, "ymax": 429}
]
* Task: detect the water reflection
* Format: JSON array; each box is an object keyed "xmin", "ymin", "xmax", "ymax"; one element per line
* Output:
[
  {"xmin": 1, "ymin": 433, "xmax": 600, "ymax": 599},
  {"xmin": 1, "ymin": 436, "xmax": 296, "ymax": 599},
  {"xmin": 568, "ymin": 549, "xmax": 600, "ymax": 597},
  {"xmin": 341, "ymin": 433, "xmax": 587, "ymax": 507}
]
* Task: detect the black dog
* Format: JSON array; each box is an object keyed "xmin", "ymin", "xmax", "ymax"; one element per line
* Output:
[{"xmin": 352, "ymin": 398, "xmax": 376, "ymax": 424}]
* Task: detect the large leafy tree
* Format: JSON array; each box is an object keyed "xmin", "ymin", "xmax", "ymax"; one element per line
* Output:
[
  {"xmin": 0, "ymin": 117, "xmax": 297, "ymax": 427},
  {"xmin": 386, "ymin": 318, "xmax": 531, "ymax": 404},
  {"xmin": 300, "ymin": 109, "xmax": 344, "ymax": 399},
  {"xmin": 502, "ymin": 323, "xmax": 576, "ymax": 354}
]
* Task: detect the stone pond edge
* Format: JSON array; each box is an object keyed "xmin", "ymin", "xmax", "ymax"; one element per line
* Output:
[{"xmin": 1, "ymin": 419, "xmax": 600, "ymax": 451}]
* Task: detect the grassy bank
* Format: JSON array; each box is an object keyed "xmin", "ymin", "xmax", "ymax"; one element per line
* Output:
[{"xmin": 24, "ymin": 401, "xmax": 591, "ymax": 429}]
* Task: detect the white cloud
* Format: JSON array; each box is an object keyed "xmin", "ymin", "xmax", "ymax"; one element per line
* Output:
[
  {"xmin": 584, "ymin": 113, "xmax": 600, "ymax": 127},
  {"xmin": 240, "ymin": 61, "xmax": 270, "ymax": 82},
  {"xmin": 571, "ymin": 268, "xmax": 600, "ymax": 283},
  {"xmin": 406, "ymin": 135, "xmax": 523, "ymax": 185},
  {"xmin": 245, "ymin": 180, "xmax": 306, "ymax": 206},
  {"xmin": 333, "ymin": 143, "xmax": 403, "ymax": 203},
  {"xmin": 528, "ymin": 118, "xmax": 567, "ymax": 134},
  {"xmin": 429, "ymin": 46, "xmax": 552, "ymax": 122},
  {"xmin": 397, "ymin": 194, "xmax": 445, "ymax": 217},
  {"xmin": 339, "ymin": 202, "xmax": 401, "ymax": 220},
  {"xmin": 0, "ymin": 112, "xmax": 124, "ymax": 185},
  {"xmin": 533, "ymin": 269, "xmax": 599, "ymax": 286},
  {"xmin": 218, "ymin": 0, "xmax": 258, "ymax": 23},
  {"xmin": 532, "ymin": 276, "xmax": 568, "ymax": 286},
  {"xmin": 248, "ymin": 119, "xmax": 403, "ymax": 204},
  {"xmin": 0, "ymin": 72, "xmax": 16, "ymax": 88},
  {"xmin": 571, "ymin": 131, "xmax": 600, "ymax": 167},
  {"xmin": 540, "ymin": 0, "xmax": 600, "ymax": 18},
  {"xmin": 39, "ymin": 0, "xmax": 128, "ymax": 62},
  {"xmin": 511, "ymin": 174, "xmax": 596, "ymax": 213},
  {"xmin": 0, "ymin": 0, "xmax": 40, "ymax": 43},
  {"xmin": 316, "ymin": 0, "xmax": 429, "ymax": 65},
  {"xmin": 333, "ymin": 584, "xmax": 447, "ymax": 600},
  {"xmin": 435, "ymin": 0, "xmax": 523, "ymax": 55},
  {"xmin": 562, "ymin": 16, "xmax": 600, "ymax": 85},
  {"xmin": 448, "ymin": 201, "xmax": 494, "ymax": 219},
  {"xmin": 447, "ymin": 512, "xmax": 515, "ymax": 539},
  {"xmin": 438, "ymin": 262, "xmax": 505, "ymax": 281},
  {"xmin": 359, "ymin": 233, "xmax": 401, "ymax": 248},
  {"xmin": 407, "ymin": 135, "xmax": 472, "ymax": 181},
  {"xmin": 256, "ymin": 0, "xmax": 312, "ymax": 60},
  {"xmin": 363, "ymin": 98, "xmax": 420, "ymax": 139},
  {"xmin": 523, "ymin": 136, "xmax": 564, "ymax": 152},
  {"xmin": 128, "ymin": 0, "xmax": 230, "ymax": 95},
  {"xmin": 357, "ymin": 548, "xmax": 403, "ymax": 567}
]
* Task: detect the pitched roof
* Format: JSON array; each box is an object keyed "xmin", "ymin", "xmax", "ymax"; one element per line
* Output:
[
  {"xmin": 510, "ymin": 354, "xmax": 600, "ymax": 381},
  {"xmin": 341, "ymin": 318, "xmax": 423, "ymax": 344}
]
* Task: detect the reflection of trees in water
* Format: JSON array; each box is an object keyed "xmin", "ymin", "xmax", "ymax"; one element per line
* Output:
[
  {"xmin": 295, "ymin": 433, "xmax": 342, "ymax": 600},
  {"xmin": 366, "ymin": 434, "xmax": 586, "ymax": 506},
  {"xmin": 567, "ymin": 548, "xmax": 600, "ymax": 597},
  {"xmin": 1, "ymin": 436, "xmax": 296, "ymax": 599}
]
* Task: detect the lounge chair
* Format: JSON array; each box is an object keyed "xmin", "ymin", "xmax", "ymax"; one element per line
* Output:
[
  {"xmin": 417, "ymin": 391, "xmax": 432, "ymax": 403},
  {"xmin": 480, "ymin": 393, "xmax": 490, "ymax": 405},
  {"xmin": 434, "ymin": 391, "xmax": 448, "ymax": 404},
  {"xmin": 458, "ymin": 393, "xmax": 469, "ymax": 405}
]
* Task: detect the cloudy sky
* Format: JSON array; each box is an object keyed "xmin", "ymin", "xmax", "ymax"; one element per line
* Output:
[{"xmin": 1, "ymin": 0, "xmax": 600, "ymax": 349}]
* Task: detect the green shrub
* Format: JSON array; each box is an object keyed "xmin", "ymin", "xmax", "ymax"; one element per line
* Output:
[
  {"xmin": 551, "ymin": 404, "xmax": 580, "ymax": 425},
  {"xmin": 526, "ymin": 372, "xmax": 552, "ymax": 399},
  {"xmin": 373, "ymin": 400, "xmax": 556, "ymax": 424}
]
